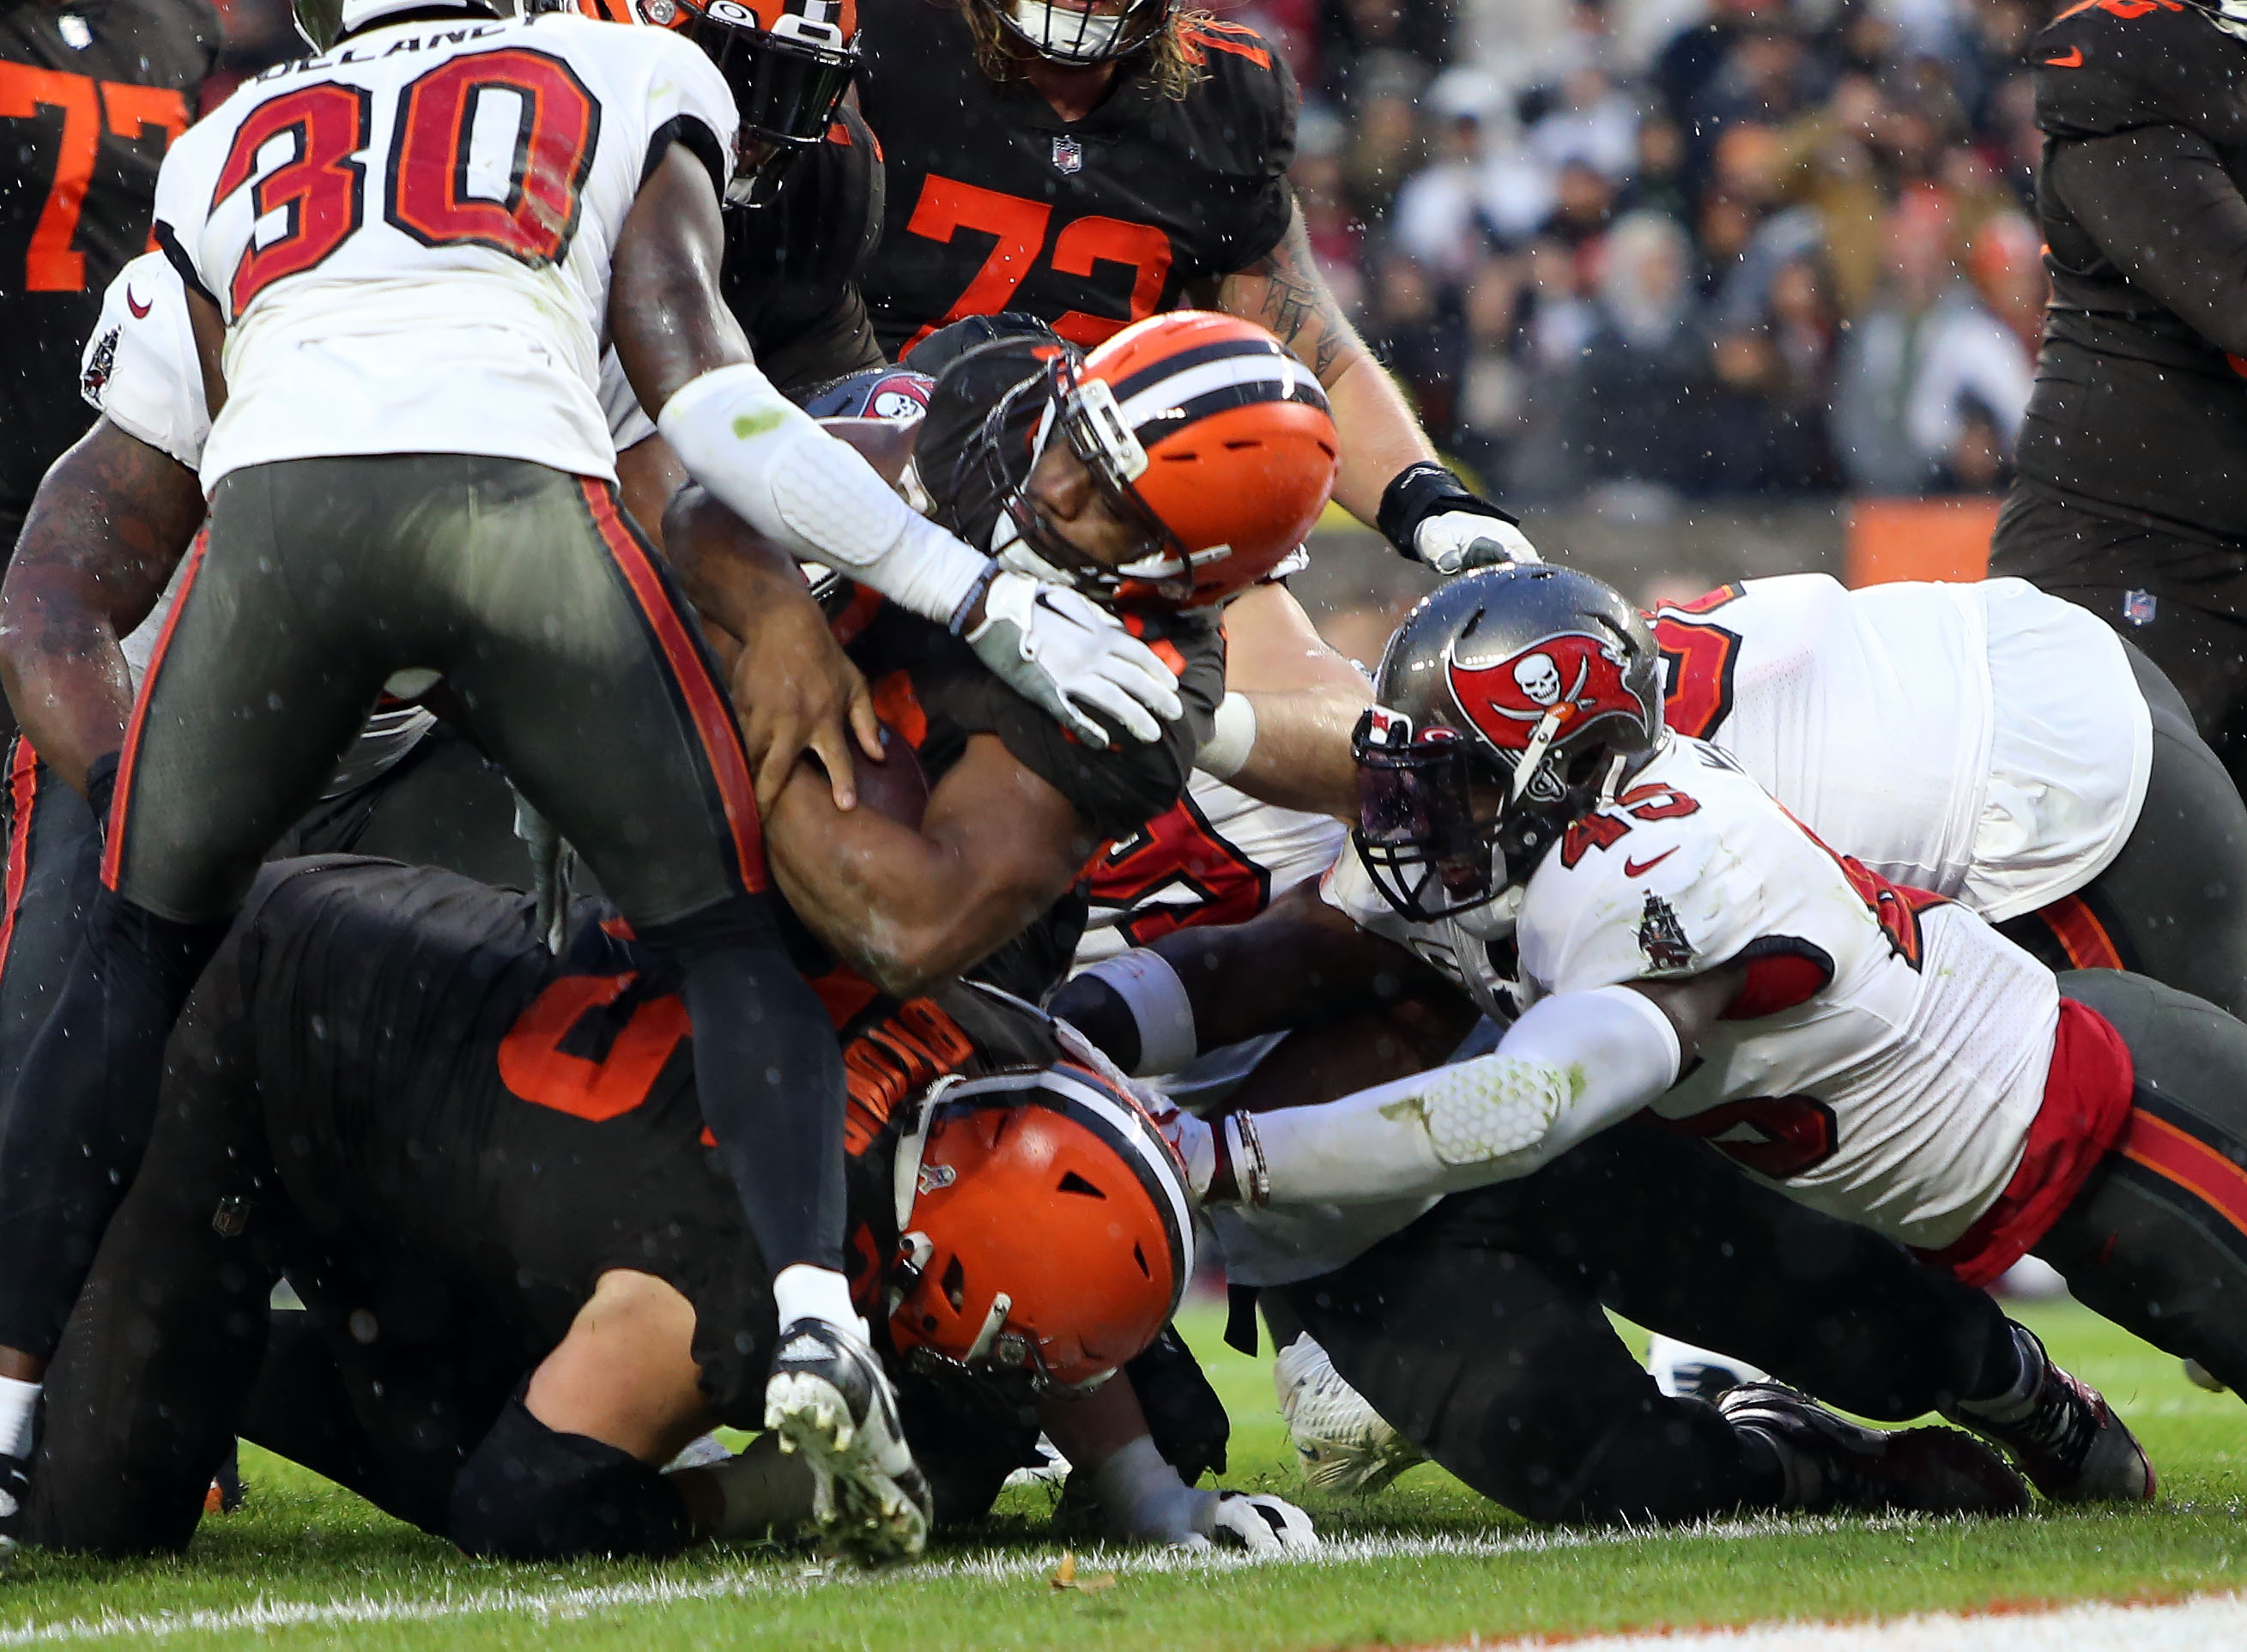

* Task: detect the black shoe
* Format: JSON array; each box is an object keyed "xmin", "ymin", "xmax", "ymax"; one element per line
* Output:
[
  {"xmin": 1946, "ymin": 1325, "xmax": 2153, "ymax": 1504},
  {"xmin": 1719, "ymin": 1383, "xmax": 2031, "ymax": 1516},
  {"xmin": 0, "ymin": 1450, "xmax": 27, "ymax": 1569},
  {"xmin": 765, "ymin": 1317, "xmax": 931, "ymax": 1564}
]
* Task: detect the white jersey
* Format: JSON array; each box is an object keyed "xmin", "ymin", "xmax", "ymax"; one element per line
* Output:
[
  {"xmin": 1653, "ymin": 574, "xmax": 2149, "ymax": 923},
  {"xmin": 1075, "ymin": 772, "xmax": 1345, "ymax": 964},
  {"xmin": 151, "ymin": 11, "xmax": 736, "ymax": 489},
  {"xmin": 1514, "ymin": 735, "xmax": 2058, "ymax": 1251},
  {"xmin": 76, "ymin": 254, "xmax": 448, "ymax": 796}
]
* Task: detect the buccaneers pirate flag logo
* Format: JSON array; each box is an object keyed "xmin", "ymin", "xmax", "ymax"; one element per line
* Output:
[{"xmin": 1445, "ymin": 632, "xmax": 1650, "ymax": 753}]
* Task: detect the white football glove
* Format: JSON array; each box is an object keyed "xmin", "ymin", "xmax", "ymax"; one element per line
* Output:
[
  {"xmin": 1413, "ymin": 510, "xmax": 1541, "ymax": 575},
  {"xmin": 963, "ymin": 570, "xmax": 1183, "ymax": 749},
  {"xmin": 1141, "ymin": 1095, "xmax": 1215, "ymax": 1201},
  {"xmin": 1208, "ymin": 1491, "xmax": 1319, "ymax": 1553}
]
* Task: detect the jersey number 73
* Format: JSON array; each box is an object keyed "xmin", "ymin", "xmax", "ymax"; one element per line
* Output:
[{"xmin": 209, "ymin": 48, "xmax": 599, "ymax": 312}]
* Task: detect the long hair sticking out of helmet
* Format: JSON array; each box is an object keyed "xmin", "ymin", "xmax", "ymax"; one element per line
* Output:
[
  {"xmin": 887, "ymin": 1062, "xmax": 1193, "ymax": 1391},
  {"xmin": 1354, "ymin": 564, "xmax": 1666, "ymax": 928}
]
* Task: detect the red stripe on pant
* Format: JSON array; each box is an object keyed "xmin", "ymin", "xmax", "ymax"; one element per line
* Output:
[
  {"xmin": 2121, "ymin": 1109, "xmax": 2247, "ymax": 1240},
  {"xmin": 102, "ymin": 527, "xmax": 209, "ymax": 892},
  {"xmin": 577, "ymin": 479, "xmax": 767, "ymax": 893},
  {"xmin": 2037, "ymin": 893, "xmax": 2125, "ymax": 971},
  {"xmin": 0, "ymin": 738, "xmax": 42, "ymax": 1001}
]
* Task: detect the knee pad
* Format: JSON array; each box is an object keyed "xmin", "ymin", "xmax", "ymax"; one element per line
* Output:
[{"xmin": 448, "ymin": 1395, "xmax": 691, "ymax": 1560}]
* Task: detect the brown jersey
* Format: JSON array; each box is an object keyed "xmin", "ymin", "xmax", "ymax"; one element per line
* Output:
[
  {"xmin": 854, "ymin": 0, "xmax": 1295, "ymax": 360},
  {"xmin": 1, "ymin": 0, "xmax": 219, "ymax": 511}
]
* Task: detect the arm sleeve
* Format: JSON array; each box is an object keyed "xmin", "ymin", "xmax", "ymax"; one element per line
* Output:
[
  {"xmin": 1245, "ymin": 983, "xmax": 1682, "ymax": 1205},
  {"xmin": 2045, "ymin": 124, "xmax": 2247, "ymax": 359}
]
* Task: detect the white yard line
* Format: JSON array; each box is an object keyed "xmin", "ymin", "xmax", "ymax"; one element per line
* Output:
[
  {"xmin": 0, "ymin": 1516, "xmax": 1940, "ymax": 1645},
  {"xmin": 1455, "ymin": 1591, "xmax": 2247, "ymax": 1651}
]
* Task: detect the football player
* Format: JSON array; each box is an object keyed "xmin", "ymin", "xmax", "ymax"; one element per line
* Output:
[
  {"xmin": 1139, "ymin": 566, "xmax": 2247, "ymax": 1510},
  {"xmin": 0, "ymin": 0, "xmax": 1191, "ymax": 1563},
  {"xmin": 1990, "ymin": 0, "xmax": 2247, "ymax": 792},
  {"xmin": 1, "ymin": 0, "xmax": 219, "ymax": 648},
  {"xmin": 852, "ymin": 0, "xmax": 1535, "ymax": 576},
  {"xmin": 21, "ymin": 857, "xmax": 1310, "ymax": 1559}
]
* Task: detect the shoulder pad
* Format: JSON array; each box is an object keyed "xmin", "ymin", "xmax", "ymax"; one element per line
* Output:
[
  {"xmin": 2036, "ymin": 1, "xmax": 2247, "ymax": 139},
  {"xmin": 1517, "ymin": 761, "xmax": 1772, "ymax": 995}
]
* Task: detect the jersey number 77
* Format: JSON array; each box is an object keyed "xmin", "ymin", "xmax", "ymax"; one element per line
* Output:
[{"xmin": 209, "ymin": 48, "xmax": 599, "ymax": 312}]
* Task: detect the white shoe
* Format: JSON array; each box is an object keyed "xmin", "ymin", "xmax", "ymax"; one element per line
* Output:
[
  {"xmin": 765, "ymin": 1317, "xmax": 931, "ymax": 1563},
  {"xmin": 1272, "ymin": 1334, "xmax": 1426, "ymax": 1495}
]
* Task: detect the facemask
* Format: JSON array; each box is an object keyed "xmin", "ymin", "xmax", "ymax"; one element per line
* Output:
[{"xmin": 1008, "ymin": 0, "xmax": 1125, "ymax": 60}]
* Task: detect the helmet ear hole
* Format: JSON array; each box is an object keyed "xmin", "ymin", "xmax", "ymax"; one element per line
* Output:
[
  {"xmin": 1057, "ymin": 1170, "xmax": 1105, "ymax": 1198},
  {"xmin": 941, "ymin": 1255, "xmax": 966, "ymax": 1313}
]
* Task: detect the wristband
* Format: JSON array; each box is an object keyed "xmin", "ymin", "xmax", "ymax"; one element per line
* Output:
[
  {"xmin": 1072, "ymin": 949, "xmax": 1198, "ymax": 1077},
  {"xmin": 1376, "ymin": 461, "xmax": 1518, "ymax": 552},
  {"xmin": 1196, "ymin": 692, "xmax": 1257, "ymax": 781}
]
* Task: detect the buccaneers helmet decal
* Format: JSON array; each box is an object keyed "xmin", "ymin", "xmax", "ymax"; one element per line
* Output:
[{"xmin": 1446, "ymin": 632, "xmax": 1654, "ymax": 754}]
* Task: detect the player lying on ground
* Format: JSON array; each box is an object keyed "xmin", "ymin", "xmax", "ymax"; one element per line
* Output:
[
  {"xmin": 20, "ymin": 858, "xmax": 1305, "ymax": 1560},
  {"xmin": 1061, "ymin": 568, "xmax": 2247, "ymax": 1494},
  {"xmin": 0, "ymin": 0, "xmax": 1202, "ymax": 1562},
  {"xmin": 1092, "ymin": 565, "xmax": 2247, "ymax": 1509}
]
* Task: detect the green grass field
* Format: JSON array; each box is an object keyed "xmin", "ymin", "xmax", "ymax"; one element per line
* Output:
[{"xmin": 3, "ymin": 1298, "xmax": 2241, "ymax": 1650}]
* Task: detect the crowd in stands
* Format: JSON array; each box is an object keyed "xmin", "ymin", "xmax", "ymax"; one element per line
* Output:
[{"xmin": 1239, "ymin": 0, "xmax": 2050, "ymax": 503}]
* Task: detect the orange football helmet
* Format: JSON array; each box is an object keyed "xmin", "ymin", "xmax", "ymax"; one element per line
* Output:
[
  {"xmin": 1014, "ymin": 312, "xmax": 1340, "ymax": 608},
  {"xmin": 887, "ymin": 1063, "xmax": 1194, "ymax": 1390}
]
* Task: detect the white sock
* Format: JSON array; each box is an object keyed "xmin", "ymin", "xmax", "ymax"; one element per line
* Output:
[
  {"xmin": 0, "ymin": 1378, "xmax": 39, "ymax": 1461},
  {"xmin": 772, "ymin": 1265, "xmax": 860, "ymax": 1336}
]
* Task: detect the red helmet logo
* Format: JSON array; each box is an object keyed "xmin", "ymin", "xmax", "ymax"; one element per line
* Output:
[{"xmin": 1447, "ymin": 632, "xmax": 1646, "ymax": 753}]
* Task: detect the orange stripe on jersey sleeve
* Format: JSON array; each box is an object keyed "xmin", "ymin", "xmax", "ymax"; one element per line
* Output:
[
  {"xmin": 578, "ymin": 479, "xmax": 766, "ymax": 893},
  {"xmin": 103, "ymin": 528, "xmax": 208, "ymax": 891},
  {"xmin": 2122, "ymin": 1109, "xmax": 2247, "ymax": 1239}
]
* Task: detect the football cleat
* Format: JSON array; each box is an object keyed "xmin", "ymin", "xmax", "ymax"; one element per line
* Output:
[
  {"xmin": 1645, "ymin": 1334, "xmax": 1767, "ymax": 1401},
  {"xmin": 1272, "ymin": 1334, "xmax": 1427, "ymax": 1496},
  {"xmin": 765, "ymin": 1317, "xmax": 933, "ymax": 1564},
  {"xmin": 0, "ymin": 1451, "xmax": 25, "ymax": 1570},
  {"xmin": 1944, "ymin": 1324, "xmax": 2154, "ymax": 1504},
  {"xmin": 1718, "ymin": 1383, "xmax": 2031, "ymax": 1517}
]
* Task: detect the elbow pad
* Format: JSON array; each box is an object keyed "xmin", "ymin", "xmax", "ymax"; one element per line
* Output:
[
  {"xmin": 657, "ymin": 362, "xmax": 994, "ymax": 627},
  {"xmin": 449, "ymin": 1394, "xmax": 693, "ymax": 1560},
  {"xmin": 1245, "ymin": 986, "xmax": 1681, "ymax": 1205}
]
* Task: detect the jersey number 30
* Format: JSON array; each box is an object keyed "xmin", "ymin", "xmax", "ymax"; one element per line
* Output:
[{"xmin": 210, "ymin": 48, "xmax": 598, "ymax": 311}]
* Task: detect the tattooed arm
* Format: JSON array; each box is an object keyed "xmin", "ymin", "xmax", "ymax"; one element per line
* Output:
[
  {"xmin": 1215, "ymin": 195, "xmax": 1441, "ymax": 527},
  {"xmin": 0, "ymin": 420, "xmax": 202, "ymax": 796}
]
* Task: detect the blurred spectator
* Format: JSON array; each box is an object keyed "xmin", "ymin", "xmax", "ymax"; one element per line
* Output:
[
  {"xmin": 1286, "ymin": 0, "xmax": 2056, "ymax": 502},
  {"xmin": 1364, "ymin": 253, "xmax": 1465, "ymax": 439},
  {"xmin": 1563, "ymin": 212, "xmax": 1709, "ymax": 493},
  {"xmin": 1832, "ymin": 201, "xmax": 2035, "ymax": 494}
]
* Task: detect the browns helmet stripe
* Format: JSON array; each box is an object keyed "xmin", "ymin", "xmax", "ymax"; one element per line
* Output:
[
  {"xmin": 937, "ymin": 1064, "xmax": 1195, "ymax": 1314},
  {"xmin": 1105, "ymin": 336, "xmax": 1312, "ymax": 409},
  {"xmin": 1114, "ymin": 353, "xmax": 1326, "ymax": 447}
]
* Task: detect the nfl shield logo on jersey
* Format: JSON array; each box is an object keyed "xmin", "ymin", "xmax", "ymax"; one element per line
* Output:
[
  {"xmin": 1051, "ymin": 136, "xmax": 1085, "ymax": 174},
  {"xmin": 2123, "ymin": 589, "xmax": 2158, "ymax": 627}
]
